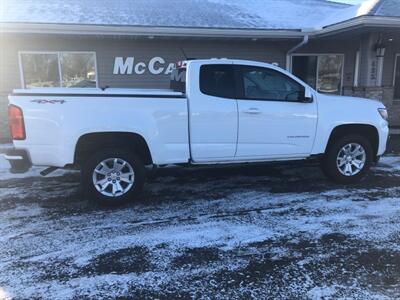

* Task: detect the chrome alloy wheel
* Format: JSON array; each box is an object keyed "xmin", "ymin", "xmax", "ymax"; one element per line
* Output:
[
  {"xmin": 92, "ymin": 158, "xmax": 135, "ymax": 197},
  {"xmin": 336, "ymin": 143, "xmax": 366, "ymax": 176}
]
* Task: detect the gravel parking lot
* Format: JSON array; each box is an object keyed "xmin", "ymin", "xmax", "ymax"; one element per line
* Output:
[{"xmin": 1, "ymin": 141, "xmax": 400, "ymax": 299}]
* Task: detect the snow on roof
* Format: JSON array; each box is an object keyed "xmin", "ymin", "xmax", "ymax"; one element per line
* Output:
[
  {"xmin": 0, "ymin": 0, "xmax": 398, "ymax": 32},
  {"xmin": 0, "ymin": 0, "xmax": 351, "ymax": 30},
  {"xmin": 373, "ymin": 0, "xmax": 400, "ymax": 17},
  {"xmin": 317, "ymin": 0, "xmax": 381, "ymax": 28}
]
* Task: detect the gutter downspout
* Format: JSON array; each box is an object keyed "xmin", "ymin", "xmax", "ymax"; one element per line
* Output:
[{"xmin": 286, "ymin": 35, "xmax": 309, "ymax": 71}]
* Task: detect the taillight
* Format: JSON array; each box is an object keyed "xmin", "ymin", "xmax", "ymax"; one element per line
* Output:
[{"xmin": 8, "ymin": 105, "xmax": 26, "ymax": 140}]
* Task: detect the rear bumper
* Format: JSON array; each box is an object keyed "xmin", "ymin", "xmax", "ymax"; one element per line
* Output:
[{"xmin": 4, "ymin": 148, "xmax": 32, "ymax": 173}]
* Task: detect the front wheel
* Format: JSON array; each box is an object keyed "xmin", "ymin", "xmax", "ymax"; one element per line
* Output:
[
  {"xmin": 322, "ymin": 135, "xmax": 373, "ymax": 184},
  {"xmin": 82, "ymin": 149, "xmax": 146, "ymax": 205}
]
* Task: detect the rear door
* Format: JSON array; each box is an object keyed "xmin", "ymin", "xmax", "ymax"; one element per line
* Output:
[
  {"xmin": 187, "ymin": 62, "xmax": 238, "ymax": 162},
  {"xmin": 235, "ymin": 64, "xmax": 318, "ymax": 158}
]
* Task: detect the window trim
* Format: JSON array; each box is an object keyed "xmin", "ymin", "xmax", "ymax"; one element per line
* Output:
[
  {"xmin": 290, "ymin": 53, "xmax": 345, "ymax": 95},
  {"xmin": 236, "ymin": 64, "xmax": 306, "ymax": 103},
  {"xmin": 18, "ymin": 51, "xmax": 99, "ymax": 88},
  {"xmin": 394, "ymin": 53, "xmax": 400, "ymax": 101}
]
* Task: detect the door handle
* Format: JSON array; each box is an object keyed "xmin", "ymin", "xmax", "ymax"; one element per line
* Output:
[{"xmin": 243, "ymin": 108, "xmax": 261, "ymax": 114}]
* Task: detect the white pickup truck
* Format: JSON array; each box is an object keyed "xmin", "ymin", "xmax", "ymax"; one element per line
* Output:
[{"xmin": 6, "ymin": 59, "xmax": 389, "ymax": 205}]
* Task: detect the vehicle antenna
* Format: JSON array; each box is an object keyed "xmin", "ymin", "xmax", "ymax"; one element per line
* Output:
[{"xmin": 180, "ymin": 47, "xmax": 188, "ymax": 60}]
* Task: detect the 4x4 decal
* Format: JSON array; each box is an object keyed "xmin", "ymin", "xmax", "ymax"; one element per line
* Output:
[{"xmin": 31, "ymin": 100, "xmax": 66, "ymax": 104}]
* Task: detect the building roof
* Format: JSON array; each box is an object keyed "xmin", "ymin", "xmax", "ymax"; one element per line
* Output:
[
  {"xmin": 318, "ymin": 0, "xmax": 400, "ymax": 28},
  {"xmin": 0, "ymin": 0, "xmax": 352, "ymax": 30},
  {"xmin": 0, "ymin": 0, "xmax": 399, "ymax": 37},
  {"xmin": 373, "ymin": 0, "xmax": 400, "ymax": 17}
]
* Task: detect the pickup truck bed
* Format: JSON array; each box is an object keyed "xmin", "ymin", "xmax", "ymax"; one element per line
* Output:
[{"xmin": 9, "ymin": 87, "xmax": 190, "ymax": 168}]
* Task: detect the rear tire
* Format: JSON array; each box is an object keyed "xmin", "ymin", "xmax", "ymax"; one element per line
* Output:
[
  {"xmin": 82, "ymin": 148, "xmax": 146, "ymax": 206},
  {"xmin": 322, "ymin": 134, "xmax": 373, "ymax": 184}
]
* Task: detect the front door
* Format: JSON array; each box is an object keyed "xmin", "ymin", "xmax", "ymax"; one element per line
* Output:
[{"xmin": 235, "ymin": 64, "xmax": 318, "ymax": 159}]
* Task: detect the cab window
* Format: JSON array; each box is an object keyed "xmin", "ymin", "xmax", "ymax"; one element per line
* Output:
[{"xmin": 200, "ymin": 65, "xmax": 236, "ymax": 99}]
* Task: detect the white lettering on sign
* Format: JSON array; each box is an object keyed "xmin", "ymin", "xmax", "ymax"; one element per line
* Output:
[
  {"xmin": 135, "ymin": 62, "xmax": 146, "ymax": 75},
  {"xmin": 165, "ymin": 63, "xmax": 175, "ymax": 74},
  {"xmin": 113, "ymin": 56, "xmax": 175, "ymax": 75},
  {"xmin": 113, "ymin": 57, "xmax": 134, "ymax": 74},
  {"xmin": 114, "ymin": 57, "xmax": 280, "ymax": 76},
  {"xmin": 148, "ymin": 57, "xmax": 165, "ymax": 75},
  {"xmin": 170, "ymin": 69, "xmax": 186, "ymax": 82}
]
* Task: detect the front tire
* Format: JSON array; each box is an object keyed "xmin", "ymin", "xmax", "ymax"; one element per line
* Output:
[
  {"xmin": 322, "ymin": 135, "xmax": 373, "ymax": 184},
  {"xmin": 82, "ymin": 149, "xmax": 146, "ymax": 205}
]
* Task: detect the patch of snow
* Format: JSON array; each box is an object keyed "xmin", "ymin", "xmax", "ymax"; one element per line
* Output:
[
  {"xmin": 209, "ymin": 0, "xmax": 351, "ymax": 30},
  {"xmin": 0, "ymin": 154, "xmax": 77, "ymax": 180},
  {"xmin": 307, "ymin": 285, "xmax": 337, "ymax": 299},
  {"xmin": 0, "ymin": 154, "xmax": 10, "ymax": 169},
  {"xmin": 374, "ymin": 0, "xmax": 400, "ymax": 17},
  {"xmin": 0, "ymin": 0, "xmax": 352, "ymax": 30},
  {"xmin": 375, "ymin": 155, "xmax": 400, "ymax": 172},
  {"xmin": 0, "ymin": 143, "xmax": 13, "ymax": 152},
  {"xmin": 317, "ymin": 0, "xmax": 380, "ymax": 28}
]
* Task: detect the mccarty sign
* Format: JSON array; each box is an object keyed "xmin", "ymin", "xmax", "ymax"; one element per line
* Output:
[
  {"xmin": 113, "ymin": 56, "xmax": 280, "ymax": 75},
  {"xmin": 113, "ymin": 57, "xmax": 176, "ymax": 75}
]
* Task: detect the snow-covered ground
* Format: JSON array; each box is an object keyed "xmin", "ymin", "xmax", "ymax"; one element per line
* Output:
[
  {"xmin": 0, "ymin": 155, "xmax": 74, "ymax": 181},
  {"xmin": 0, "ymin": 155, "xmax": 400, "ymax": 299}
]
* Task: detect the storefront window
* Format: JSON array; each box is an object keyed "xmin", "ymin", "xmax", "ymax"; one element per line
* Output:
[
  {"xmin": 20, "ymin": 52, "xmax": 97, "ymax": 88},
  {"xmin": 394, "ymin": 55, "xmax": 400, "ymax": 99},
  {"xmin": 20, "ymin": 53, "xmax": 60, "ymax": 88},
  {"xmin": 60, "ymin": 53, "xmax": 96, "ymax": 88},
  {"xmin": 317, "ymin": 55, "xmax": 343, "ymax": 94},
  {"xmin": 292, "ymin": 54, "xmax": 344, "ymax": 95}
]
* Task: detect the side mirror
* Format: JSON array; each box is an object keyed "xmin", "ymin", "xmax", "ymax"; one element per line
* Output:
[{"xmin": 301, "ymin": 88, "xmax": 313, "ymax": 103}]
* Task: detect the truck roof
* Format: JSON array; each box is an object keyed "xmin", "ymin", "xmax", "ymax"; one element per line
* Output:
[{"xmin": 185, "ymin": 58, "xmax": 282, "ymax": 70}]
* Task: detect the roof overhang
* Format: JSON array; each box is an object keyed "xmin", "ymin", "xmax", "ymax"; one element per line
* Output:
[
  {"xmin": 0, "ymin": 22, "xmax": 304, "ymax": 39},
  {"xmin": 314, "ymin": 16, "xmax": 400, "ymax": 37}
]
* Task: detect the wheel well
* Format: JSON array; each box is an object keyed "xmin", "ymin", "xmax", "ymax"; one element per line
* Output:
[
  {"xmin": 326, "ymin": 124, "xmax": 379, "ymax": 157},
  {"xmin": 74, "ymin": 132, "xmax": 153, "ymax": 167}
]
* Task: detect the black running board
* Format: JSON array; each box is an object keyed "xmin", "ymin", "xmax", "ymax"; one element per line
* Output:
[{"xmin": 40, "ymin": 167, "xmax": 59, "ymax": 176}]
